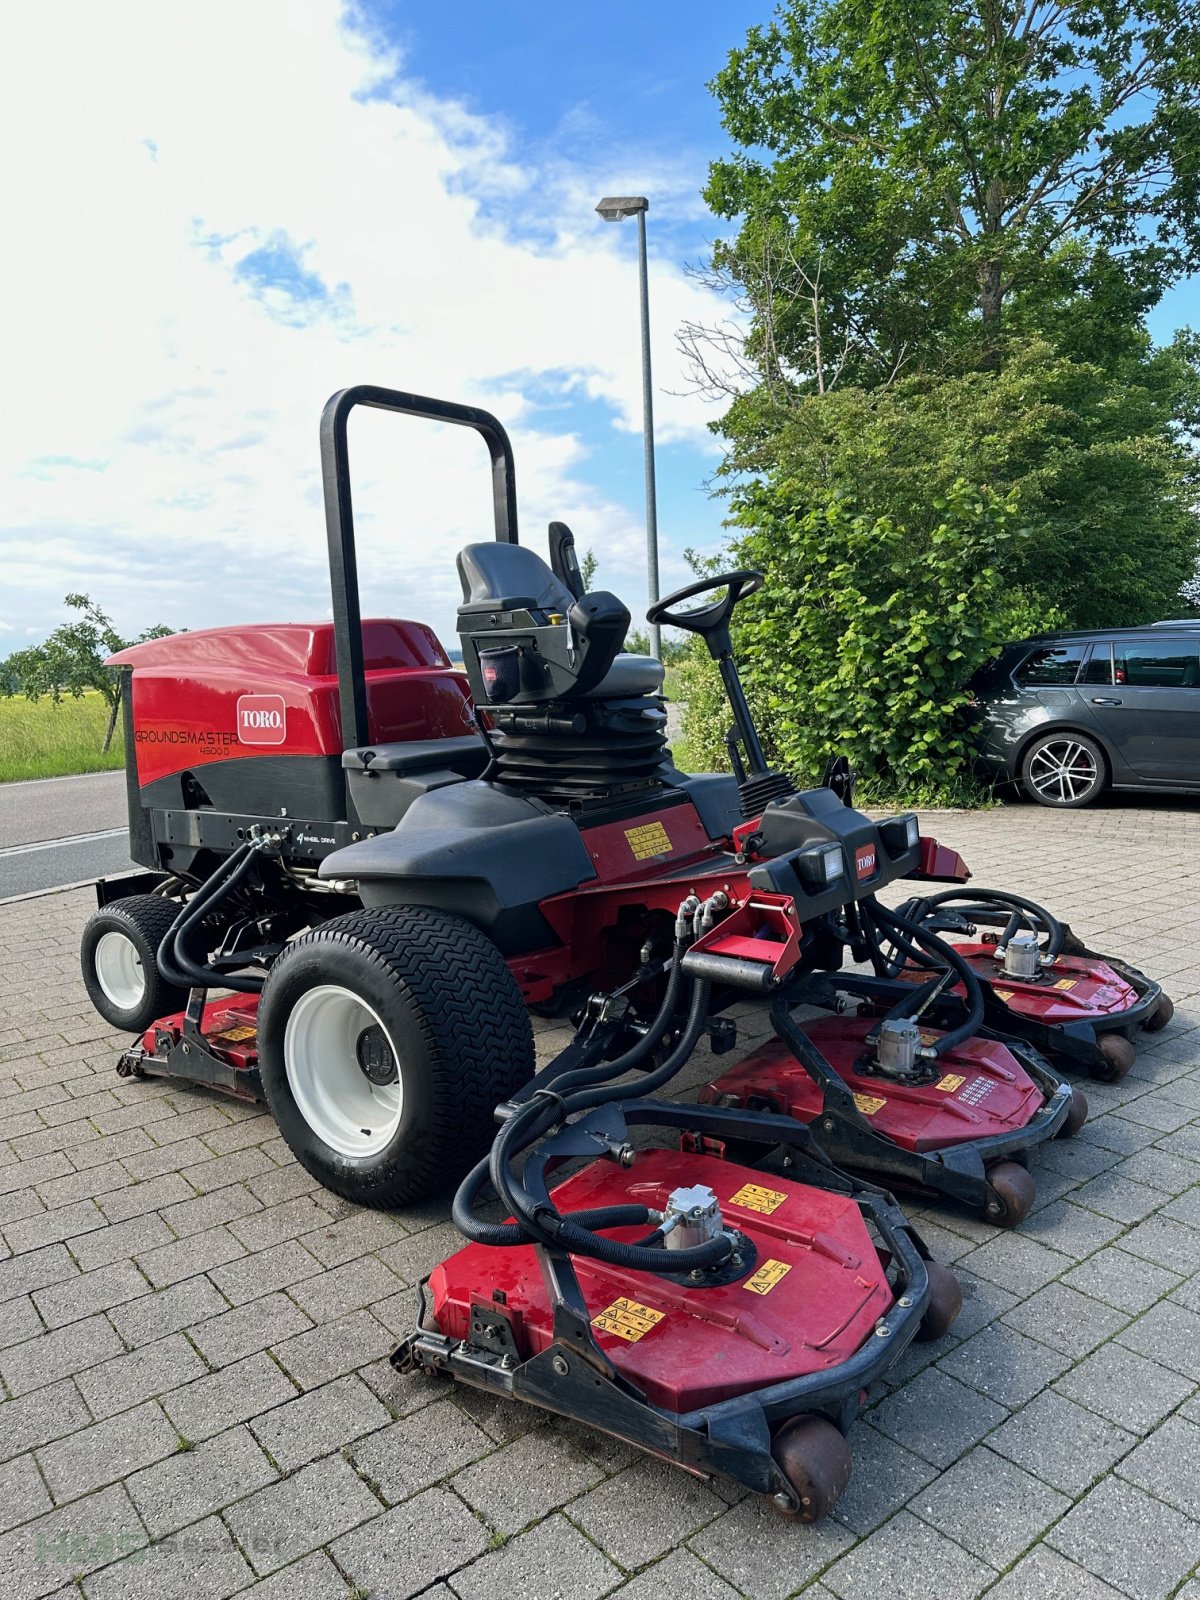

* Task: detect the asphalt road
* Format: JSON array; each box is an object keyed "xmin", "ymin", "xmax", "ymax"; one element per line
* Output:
[{"xmin": 0, "ymin": 770, "xmax": 136, "ymax": 900}]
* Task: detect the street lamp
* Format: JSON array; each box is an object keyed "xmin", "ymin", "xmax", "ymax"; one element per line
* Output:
[{"xmin": 595, "ymin": 194, "xmax": 661, "ymax": 660}]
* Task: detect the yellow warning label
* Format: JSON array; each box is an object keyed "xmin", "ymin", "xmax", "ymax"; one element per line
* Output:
[
  {"xmin": 729, "ymin": 1181, "xmax": 788, "ymax": 1215},
  {"xmin": 853, "ymin": 1092, "xmax": 887, "ymax": 1116},
  {"xmin": 624, "ymin": 820, "xmax": 673, "ymax": 861},
  {"xmin": 936, "ymin": 1073, "xmax": 966, "ymax": 1093},
  {"xmin": 1053, "ymin": 977, "xmax": 1077, "ymax": 990},
  {"xmin": 591, "ymin": 1297, "xmax": 665, "ymax": 1343},
  {"xmin": 743, "ymin": 1258, "xmax": 792, "ymax": 1296},
  {"xmin": 211, "ymin": 1024, "xmax": 256, "ymax": 1049},
  {"xmin": 993, "ymin": 988, "xmax": 1015, "ymax": 1002}
]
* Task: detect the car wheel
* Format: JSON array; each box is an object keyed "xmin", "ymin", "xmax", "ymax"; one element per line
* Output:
[{"xmin": 1019, "ymin": 732, "xmax": 1106, "ymax": 808}]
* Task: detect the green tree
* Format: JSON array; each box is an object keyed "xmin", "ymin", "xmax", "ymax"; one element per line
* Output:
[
  {"xmin": 704, "ymin": 0, "xmax": 1200, "ymax": 381},
  {"xmin": 2, "ymin": 595, "xmax": 172, "ymax": 750}
]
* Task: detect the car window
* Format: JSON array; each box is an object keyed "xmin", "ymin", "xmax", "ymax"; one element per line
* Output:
[
  {"xmin": 1080, "ymin": 645, "xmax": 1113, "ymax": 685},
  {"xmin": 1014, "ymin": 643, "xmax": 1087, "ymax": 686},
  {"xmin": 1114, "ymin": 638, "xmax": 1200, "ymax": 688}
]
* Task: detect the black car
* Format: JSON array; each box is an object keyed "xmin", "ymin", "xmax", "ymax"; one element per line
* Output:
[{"xmin": 969, "ymin": 622, "xmax": 1200, "ymax": 807}]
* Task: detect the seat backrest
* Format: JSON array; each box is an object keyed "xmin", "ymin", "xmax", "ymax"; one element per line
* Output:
[{"xmin": 457, "ymin": 544, "xmax": 575, "ymax": 615}]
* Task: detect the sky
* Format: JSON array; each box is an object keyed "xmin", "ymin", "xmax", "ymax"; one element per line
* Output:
[
  {"xmin": 0, "ymin": 0, "xmax": 765, "ymax": 653},
  {"xmin": 0, "ymin": 1, "xmax": 1196, "ymax": 655}
]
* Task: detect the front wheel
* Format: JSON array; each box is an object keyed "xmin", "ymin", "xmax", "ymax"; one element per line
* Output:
[
  {"xmin": 257, "ymin": 906, "xmax": 534, "ymax": 1209},
  {"xmin": 1020, "ymin": 732, "xmax": 1106, "ymax": 808},
  {"xmin": 81, "ymin": 894, "xmax": 190, "ymax": 1033}
]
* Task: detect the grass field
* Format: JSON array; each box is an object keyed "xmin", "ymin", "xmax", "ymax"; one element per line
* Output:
[{"xmin": 0, "ymin": 692, "xmax": 124, "ymax": 783}]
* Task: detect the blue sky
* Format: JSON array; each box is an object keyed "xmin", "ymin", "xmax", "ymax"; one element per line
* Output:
[{"xmin": 0, "ymin": 0, "xmax": 1195, "ymax": 654}]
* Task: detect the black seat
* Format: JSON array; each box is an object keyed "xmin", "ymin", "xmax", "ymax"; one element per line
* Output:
[{"xmin": 456, "ymin": 543, "xmax": 664, "ymax": 703}]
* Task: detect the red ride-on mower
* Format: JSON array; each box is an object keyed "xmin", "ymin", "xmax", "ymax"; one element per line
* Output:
[
  {"xmin": 397, "ymin": 906, "xmax": 963, "ymax": 1524},
  {"xmin": 874, "ymin": 889, "xmax": 1171, "ymax": 1084},
  {"xmin": 81, "ymin": 384, "xmax": 944, "ymax": 1209}
]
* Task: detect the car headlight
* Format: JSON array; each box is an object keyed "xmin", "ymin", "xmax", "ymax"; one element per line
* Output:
[{"xmin": 797, "ymin": 842, "xmax": 844, "ymax": 887}]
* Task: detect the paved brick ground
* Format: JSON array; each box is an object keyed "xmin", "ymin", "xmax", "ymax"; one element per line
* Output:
[{"xmin": 0, "ymin": 800, "xmax": 1198, "ymax": 1599}]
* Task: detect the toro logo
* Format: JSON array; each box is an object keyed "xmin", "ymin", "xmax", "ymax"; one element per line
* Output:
[
  {"xmin": 236, "ymin": 694, "xmax": 287, "ymax": 747},
  {"xmin": 854, "ymin": 844, "xmax": 877, "ymax": 881}
]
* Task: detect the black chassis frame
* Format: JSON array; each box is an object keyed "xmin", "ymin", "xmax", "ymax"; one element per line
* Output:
[
  {"xmin": 395, "ymin": 1098, "xmax": 933, "ymax": 1505},
  {"xmin": 760, "ymin": 988, "xmax": 1075, "ymax": 1218}
]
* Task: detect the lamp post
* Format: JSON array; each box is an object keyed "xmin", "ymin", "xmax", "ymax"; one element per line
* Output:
[{"xmin": 595, "ymin": 194, "xmax": 661, "ymax": 660}]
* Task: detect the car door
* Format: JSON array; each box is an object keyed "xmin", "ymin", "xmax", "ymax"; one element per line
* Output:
[{"xmin": 1080, "ymin": 636, "xmax": 1200, "ymax": 781}]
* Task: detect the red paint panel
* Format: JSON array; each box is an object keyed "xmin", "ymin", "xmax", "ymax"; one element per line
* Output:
[
  {"xmin": 112, "ymin": 619, "xmax": 474, "ymax": 788},
  {"xmin": 912, "ymin": 945, "xmax": 1143, "ymax": 1025},
  {"xmin": 144, "ymin": 994, "xmax": 261, "ymax": 1072},
  {"xmin": 579, "ymin": 804, "xmax": 719, "ymax": 883},
  {"xmin": 430, "ymin": 1146, "xmax": 892, "ymax": 1411},
  {"xmin": 703, "ymin": 1016, "xmax": 1043, "ymax": 1152}
]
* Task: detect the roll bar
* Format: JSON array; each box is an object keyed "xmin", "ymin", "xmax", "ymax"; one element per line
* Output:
[{"xmin": 319, "ymin": 384, "xmax": 519, "ymax": 751}]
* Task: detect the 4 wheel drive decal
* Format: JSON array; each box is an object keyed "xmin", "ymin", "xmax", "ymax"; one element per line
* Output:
[{"xmin": 236, "ymin": 694, "xmax": 287, "ymax": 746}]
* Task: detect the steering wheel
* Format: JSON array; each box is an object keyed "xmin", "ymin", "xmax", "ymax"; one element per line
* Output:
[{"xmin": 645, "ymin": 571, "xmax": 764, "ymax": 645}]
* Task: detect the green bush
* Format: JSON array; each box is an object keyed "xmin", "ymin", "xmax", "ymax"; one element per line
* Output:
[{"xmin": 681, "ymin": 484, "xmax": 1059, "ymax": 804}]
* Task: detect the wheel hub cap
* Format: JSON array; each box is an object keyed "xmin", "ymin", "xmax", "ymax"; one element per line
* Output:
[{"xmin": 94, "ymin": 931, "xmax": 146, "ymax": 1011}]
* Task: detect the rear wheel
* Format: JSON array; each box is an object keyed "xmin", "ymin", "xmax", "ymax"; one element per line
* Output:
[
  {"xmin": 984, "ymin": 1161, "xmax": 1036, "ymax": 1227},
  {"xmin": 258, "ymin": 906, "xmax": 534, "ymax": 1209},
  {"xmin": 1020, "ymin": 732, "xmax": 1106, "ymax": 808},
  {"xmin": 770, "ymin": 1416, "xmax": 853, "ymax": 1522},
  {"xmin": 81, "ymin": 894, "xmax": 189, "ymax": 1033},
  {"xmin": 1093, "ymin": 1032, "xmax": 1136, "ymax": 1082}
]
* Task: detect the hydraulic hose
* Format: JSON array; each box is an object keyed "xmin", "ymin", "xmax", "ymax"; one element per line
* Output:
[
  {"xmin": 901, "ymin": 888, "xmax": 1065, "ymax": 960},
  {"xmin": 156, "ymin": 843, "xmax": 267, "ymax": 995},
  {"xmin": 451, "ymin": 1163, "xmax": 653, "ymax": 1248},
  {"xmin": 866, "ymin": 898, "xmax": 985, "ymax": 1056}
]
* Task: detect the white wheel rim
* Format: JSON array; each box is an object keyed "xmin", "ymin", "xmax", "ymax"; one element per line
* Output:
[
  {"xmin": 283, "ymin": 985, "xmax": 404, "ymax": 1159},
  {"xmin": 1028, "ymin": 739, "xmax": 1098, "ymax": 802},
  {"xmin": 94, "ymin": 930, "xmax": 146, "ymax": 1011}
]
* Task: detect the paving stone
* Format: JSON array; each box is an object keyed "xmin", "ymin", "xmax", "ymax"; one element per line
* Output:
[
  {"xmin": 1001, "ymin": 1280, "xmax": 1130, "ymax": 1354},
  {"xmin": 126, "ymin": 1422, "xmax": 277, "ymax": 1536},
  {"xmin": 224, "ymin": 1453, "xmax": 382, "ymax": 1574},
  {"xmin": 249, "ymin": 1374, "xmax": 390, "ymax": 1471},
  {"xmin": 330, "ymin": 1484, "xmax": 490, "ymax": 1597},
  {"xmin": 96, "ymin": 1173, "xmax": 194, "ymax": 1225},
  {"xmin": 0, "ymin": 1483, "xmax": 147, "ymax": 1600},
  {"xmin": 1080, "ymin": 1115, "xmax": 1162, "ymax": 1156},
  {"xmin": 946, "ymin": 1268, "xmax": 1021, "ymax": 1342},
  {"xmin": 870, "ymin": 1367, "xmax": 1009, "ymax": 1468},
  {"xmin": 610, "ymin": 1548, "xmax": 741, "ymax": 1600},
  {"xmin": 0, "ymin": 1293, "xmax": 44, "ymax": 1349},
  {"xmin": 937, "ymin": 1321, "xmax": 1072, "ymax": 1407},
  {"xmin": 454, "ymin": 1513, "xmax": 622, "ymax": 1600},
  {"xmin": 988, "ymin": 1389, "xmax": 1135, "ymax": 1496},
  {"xmin": 233, "ymin": 1550, "xmax": 353, "ymax": 1599},
  {"xmin": 1121, "ymin": 1214, "xmax": 1200, "ymax": 1275},
  {"xmin": 70, "ymin": 1212, "xmax": 173, "ymax": 1271},
  {"xmin": 1117, "ymin": 1413, "xmax": 1200, "ymax": 1520},
  {"xmin": 269, "ymin": 1306, "xmax": 392, "ymax": 1389},
  {"xmin": 206, "ymin": 1238, "xmax": 319, "ymax": 1306},
  {"xmin": 1048, "ymin": 1476, "xmax": 1200, "ymax": 1600},
  {"xmin": 0, "ymin": 1312, "xmax": 124, "ymax": 1394},
  {"xmin": 75, "ymin": 1332, "xmax": 208, "ymax": 1420},
  {"xmin": 959, "ymin": 1231, "xmax": 1074, "ymax": 1297},
  {"xmin": 347, "ymin": 1396, "xmax": 492, "ymax": 1503},
  {"xmin": 300, "ymin": 1209, "xmax": 409, "ymax": 1267},
  {"xmin": 1117, "ymin": 1298, "xmax": 1200, "ymax": 1381},
  {"xmin": 1112, "ymin": 1147, "xmax": 1200, "ymax": 1196},
  {"xmin": 227, "ymin": 1196, "xmax": 328, "ymax": 1253},
  {"xmin": 688, "ymin": 1491, "xmax": 855, "ymax": 1600},
  {"xmin": 161, "ymin": 1351, "xmax": 298, "ymax": 1443},
  {"xmin": 823, "ymin": 1509, "xmax": 995, "ymax": 1600},
  {"xmin": 133, "ymin": 1226, "xmax": 246, "ymax": 1289},
  {"xmin": 0, "ymin": 1378, "xmax": 92, "ymax": 1462},
  {"xmin": 285, "ymin": 1253, "xmax": 402, "ymax": 1323},
  {"xmin": 81, "ymin": 1514, "xmax": 254, "ymax": 1600},
  {"xmin": 178, "ymin": 1147, "xmax": 274, "ymax": 1195},
  {"xmin": 188, "ymin": 1288, "xmax": 312, "ymax": 1368},
  {"xmin": 571, "ymin": 1455, "xmax": 729, "ymax": 1569},
  {"xmin": 36, "ymin": 1398, "xmax": 179, "ymax": 1501},
  {"xmin": 120, "ymin": 1134, "xmax": 214, "ymax": 1181},
  {"xmin": 831, "ymin": 1421, "xmax": 938, "ymax": 1536},
  {"xmin": 1063, "ymin": 1245, "xmax": 1184, "ymax": 1314},
  {"xmin": 453, "ymin": 1426, "xmax": 604, "ymax": 1534},
  {"xmin": 376, "ymin": 1220, "xmax": 462, "ymax": 1286},
  {"xmin": 32, "ymin": 1260, "xmax": 151, "ymax": 1328},
  {"xmin": 910, "ymin": 1445, "xmax": 1071, "ymax": 1567},
  {"xmin": 984, "ymin": 1544, "xmax": 1130, "ymax": 1600},
  {"xmin": 107, "ymin": 1274, "xmax": 228, "ymax": 1347},
  {"xmin": 1056, "ymin": 1339, "xmax": 1196, "ymax": 1434},
  {"xmin": 0, "ymin": 1452, "xmax": 53, "ymax": 1532},
  {"xmin": 0, "ymin": 1242, "xmax": 78, "ymax": 1302},
  {"xmin": 3, "ymin": 1198, "xmax": 107, "ymax": 1254}
]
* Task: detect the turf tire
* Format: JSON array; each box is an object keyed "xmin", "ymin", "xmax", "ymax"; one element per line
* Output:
[
  {"xmin": 257, "ymin": 906, "xmax": 534, "ymax": 1209},
  {"xmin": 80, "ymin": 894, "xmax": 190, "ymax": 1033}
]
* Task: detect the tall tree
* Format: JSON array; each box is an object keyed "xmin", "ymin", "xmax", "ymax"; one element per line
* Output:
[{"xmin": 703, "ymin": 1, "xmax": 1200, "ymax": 382}]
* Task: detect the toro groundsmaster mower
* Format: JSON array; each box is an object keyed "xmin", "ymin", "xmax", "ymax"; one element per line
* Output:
[
  {"xmin": 83, "ymin": 383, "xmax": 1081, "ymax": 1221},
  {"xmin": 397, "ymin": 897, "xmax": 963, "ymax": 1524}
]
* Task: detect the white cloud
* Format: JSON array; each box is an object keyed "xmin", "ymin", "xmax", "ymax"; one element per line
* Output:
[{"xmin": 0, "ymin": 1, "xmax": 730, "ymax": 650}]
